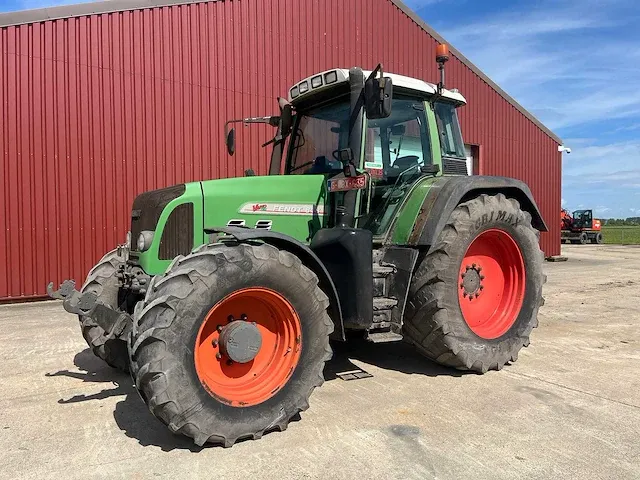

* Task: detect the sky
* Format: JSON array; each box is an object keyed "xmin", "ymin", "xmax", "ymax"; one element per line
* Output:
[{"xmin": 1, "ymin": 0, "xmax": 640, "ymax": 218}]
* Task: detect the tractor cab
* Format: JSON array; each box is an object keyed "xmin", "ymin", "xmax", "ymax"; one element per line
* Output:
[
  {"xmin": 225, "ymin": 64, "xmax": 468, "ymax": 239},
  {"xmin": 572, "ymin": 209, "xmax": 594, "ymax": 229}
]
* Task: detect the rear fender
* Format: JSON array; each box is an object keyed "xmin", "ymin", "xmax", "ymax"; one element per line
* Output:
[
  {"xmin": 205, "ymin": 227, "xmax": 346, "ymax": 341},
  {"xmin": 411, "ymin": 176, "xmax": 548, "ymax": 249}
]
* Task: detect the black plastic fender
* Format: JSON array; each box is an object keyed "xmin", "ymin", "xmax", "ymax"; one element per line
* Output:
[
  {"xmin": 410, "ymin": 176, "xmax": 548, "ymax": 249},
  {"xmin": 205, "ymin": 226, "xmax": 346, "ymax": 341}
]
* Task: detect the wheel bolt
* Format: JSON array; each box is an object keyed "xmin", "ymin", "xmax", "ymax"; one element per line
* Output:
[
  {"xmin": 217, "ymin": 325, "xmax": 223, "ymax": 332},
  {"xmin": 477, "ymin": 267, "xmax": 482, "ymax": 273},
  {"xmin": 461, "ymin": 273, "xmax": 466, "ymax": 279},
  {"xmin": 479, "ymin": 275, "xmax": 485, "ymax": 281},
  {"xmin": 460, "ymin": 283, "xmax": 464, "ymax": 289},
  {"xmin": 465, "ymin": 266, "xmax": 471, "ymax": 271},
  {"xmin": 212, "ymin": 339, "xmax": 218, "ymax": 347},
  {"xmin": 227, "ymin": 315, "xmax": 234, "ymax": 322},
  {"xmin": 475, "ymin": 293, "xmax": 480, "ymax": 299},
  {"xmin": 240, "ymin": 314, "xmax": 248, "ymax": 321},
  {"xmin": 226, "ymin": 359, "xmax": 233, "ymax": 366},
  {"xmin": 216, "ymin": 353, "xmax": 222, "ymax": 360},
  {"xmin": 472, "ymin": 263, "xmax": 476, "ymax": 268},
  {"xmin": 479, "ymin": 285, "xmax": 484, "ymax": 290},
  {"xmin": 463, "ymin": 292, "xmax": 467, "ymax": 298},
  {"xmin": 468, "ymin": 296, "xmax": 473, "ymax": 301}
]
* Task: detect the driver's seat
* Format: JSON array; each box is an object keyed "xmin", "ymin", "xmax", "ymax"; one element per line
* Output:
[{"xmin": 392, "ymin": 155, "xmax": 420, "ymax": 171}]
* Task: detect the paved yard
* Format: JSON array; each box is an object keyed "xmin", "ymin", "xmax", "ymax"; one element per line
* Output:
[{"xmin": 0, "ymin": 245, "xmax": 638, "ymax": 479}]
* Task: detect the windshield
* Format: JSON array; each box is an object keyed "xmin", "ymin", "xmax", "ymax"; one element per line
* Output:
[
  {"xmin": 435, "ymin": 102, "xmax": 465, "ymax": 158},
  {"xmin": 287, "ymin": 100, "xmax": 349, "ymax": 174}
]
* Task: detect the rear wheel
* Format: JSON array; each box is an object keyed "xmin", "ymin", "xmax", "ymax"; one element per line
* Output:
[
  {"xmin": 79, "ymin": 249, "xmax": 130, "ymax": 372},
  {"xmin": 403, "ymin": 193, "xmax": 545, "ymax": 373},
  {"xmin": 129, "ymin": 243, "xmax": 333, "ymax": 447},
  {"xmin": 594, "ymin": 232, "xmax": 604, "ymax": 244}
]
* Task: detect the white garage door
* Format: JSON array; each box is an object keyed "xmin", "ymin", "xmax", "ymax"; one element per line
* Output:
[{"xmin": 464, "ymin": 144, "xmax": 473, "ymax": 176}]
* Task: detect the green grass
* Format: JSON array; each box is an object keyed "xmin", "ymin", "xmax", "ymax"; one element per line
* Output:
[{"xmin": 602, "ymin": 226, "xmax": 640, "ymax": 245}]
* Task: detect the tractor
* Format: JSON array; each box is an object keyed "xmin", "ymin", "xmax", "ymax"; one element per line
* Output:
[
  {"xmin": 561, "ymin": 208, "xmax": 603, "ymax": 244},
  {"xmin": 48, "ymin": 45, "xmax": 546, "ymax": 447}
]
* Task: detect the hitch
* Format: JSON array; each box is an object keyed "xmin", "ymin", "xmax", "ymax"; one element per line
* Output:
[{"xmin": 47, "ymin": 280, "xmax": 133, "ymax": 339}]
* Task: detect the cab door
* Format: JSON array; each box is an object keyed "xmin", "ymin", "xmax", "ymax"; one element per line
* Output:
[{"xmin": 358, "ymin": 96, "xmax": 435, "ymax": 237}]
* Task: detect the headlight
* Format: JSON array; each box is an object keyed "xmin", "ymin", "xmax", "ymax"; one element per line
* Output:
[{"xmin": 137, "ymin": 231, "xmax": 154, "ymax": 252}]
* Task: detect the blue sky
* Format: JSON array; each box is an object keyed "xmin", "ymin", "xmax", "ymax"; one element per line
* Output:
[{"xmin": 2, "ymin": 0, "xmax": 640, "ymax": 218}]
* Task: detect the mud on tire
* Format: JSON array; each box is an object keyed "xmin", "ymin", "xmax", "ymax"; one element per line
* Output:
[
  {"xmin": 403, "ymin": 193, "xmax": 545, "ymax": 373},
  {"xmin": 79, "ymin": 249, "xmax": 130, "ymax": 372},
  {"xmin": 129, "ymin": 243, "xmax": 333, "ymax": 447}
]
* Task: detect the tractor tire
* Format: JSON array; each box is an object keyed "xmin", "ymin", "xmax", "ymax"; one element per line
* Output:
[
  {"xmin": 129, "ymin": 243, "xmax": 333, "ymax": 447},
  {"xmin": 594, "ymin": 232, "xmax": 604, "ymax": 244},
  {"xmin": 403, "ymin": 193, "xmax": 545, "ymax": 373},
  {"xmin": 79, "ymin": 249, "xmax": 130, "ymax": 372},
  {"xmin": 579, "ymin": 232, "xmax": 588, "ymax": 244}
]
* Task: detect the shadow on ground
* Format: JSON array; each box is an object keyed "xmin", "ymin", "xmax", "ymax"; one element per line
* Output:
[
  {"xmin": 325, "ymin": 338, "xmax": 471, "ymax": 380},
  {"xmin": 45, "ymin": 340, "xmax": 467, "ymax": 451},
  {"xmin": 46, "ymin": 348, "xmax": 203, "ymax": 452}
]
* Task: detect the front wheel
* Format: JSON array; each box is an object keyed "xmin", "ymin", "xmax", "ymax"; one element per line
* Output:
[
  {"xmin": 403, "ymin": 193, "xmax": 545, "ymax": 373},
  {"xmin": 579, "ymin": 232, "xmax": 588, "ymax": 244},
  {"xmin": 129, "ymin": 243, "xmax": 333, "ymax": 447}
]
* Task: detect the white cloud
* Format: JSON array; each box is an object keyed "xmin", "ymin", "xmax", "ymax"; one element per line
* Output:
[{"xmin": 437, "ymin": 1, "xmax": 640, "ymax": 132}]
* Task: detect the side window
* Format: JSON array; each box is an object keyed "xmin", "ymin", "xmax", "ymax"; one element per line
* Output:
[{"xmin": 434, "ymin": 102, "xmax": 465, "ymax": 158}]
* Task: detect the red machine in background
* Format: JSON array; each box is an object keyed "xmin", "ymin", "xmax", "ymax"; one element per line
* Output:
[{"xmin": 561, "ymin": 209, "xmax": 603, "ymax": 244}]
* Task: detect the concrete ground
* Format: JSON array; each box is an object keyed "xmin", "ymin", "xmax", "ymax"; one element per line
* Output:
[{"xmin": 0, "ymin": 244, "xmax": 638, "ymax": 480}]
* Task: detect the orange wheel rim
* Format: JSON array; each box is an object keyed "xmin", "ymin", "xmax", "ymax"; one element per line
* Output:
[
  {"xmin": 458, "ymin": 229, "xmax": 526, "ymax": 339},
  {"xmin": 194, "ymin": 288, "xmax": 302, "ymax": 407}
]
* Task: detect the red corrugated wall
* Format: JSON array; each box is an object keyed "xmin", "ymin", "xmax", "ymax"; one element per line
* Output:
[{"xmin": 0, "ymin": 0, "xmax": 560, "ymax": 300}]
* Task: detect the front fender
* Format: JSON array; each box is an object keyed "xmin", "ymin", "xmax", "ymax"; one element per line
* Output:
[
  {"xmin": 205, "ymin": 227, "xmax": 345, "ymax": 341},
  {"xmin": 410, "ymin": 176, "xmax": 548, "ymax": 249}
]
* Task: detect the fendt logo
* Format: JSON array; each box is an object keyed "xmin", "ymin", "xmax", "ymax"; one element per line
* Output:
[{"xmin": 239, "ymin": 203, "xmax": 325, "ymax": 216}]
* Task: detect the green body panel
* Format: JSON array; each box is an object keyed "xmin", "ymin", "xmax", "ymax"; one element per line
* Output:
[
  {"xmin": 137, "ymin": 175, "xmax": 328, "ymax": 275},
  {"xmin": 200, "ymin": 174, "xmax": 328, "ymax": 241},
  {"xmin": 387, "ymin": 176, "xmax": 439, "ymax": 244},
  {"xmin": 137, "ymin": 182, "xmax": 204, "ymax": 275}
]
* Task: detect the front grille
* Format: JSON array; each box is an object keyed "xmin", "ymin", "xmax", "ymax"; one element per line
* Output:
[
  {"xmin": 159, "ymin": 203, "xmax": 194, "ymax": 260},
  {"xmin": 130, "ymin": 184, "xmax": 185, "ymax": 250},
  {"xmin": 442, "ymin": 157, "xmax": 468, "ymax": 175}
]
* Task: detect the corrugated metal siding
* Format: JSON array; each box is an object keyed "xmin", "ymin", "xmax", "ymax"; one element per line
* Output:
[{"xmin": 0, "ymin": 0, "xmax": 560, "ymax": 300}]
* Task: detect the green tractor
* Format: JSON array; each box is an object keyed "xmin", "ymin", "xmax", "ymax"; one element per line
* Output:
[{"xmin": 49, "ymin": 47, "xmax": 546, "ymax": 447}]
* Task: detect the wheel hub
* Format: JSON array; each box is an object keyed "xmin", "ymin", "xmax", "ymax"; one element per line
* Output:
[
  {"xmin": 218, "ymin": 319, "xmax": 262, "ymax": 363},
  {"xmin": 460, "ymin": 264, "xmax": 484, "ymax": 299}
]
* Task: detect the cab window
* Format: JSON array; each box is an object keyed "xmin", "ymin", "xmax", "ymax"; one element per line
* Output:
[
  {"xmin": 434, "ymin": 102, "xmax": 465, "ymax": 158},
  {"xmin": 288, "ymin": 100, "xmax": 349, "ymax": 175}
]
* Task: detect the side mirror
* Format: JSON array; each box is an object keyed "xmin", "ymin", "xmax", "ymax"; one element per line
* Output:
[
  {"xmin": 226, "ymin": 127, "xmax": 236, "ymax": 156},
  {"xmin": 365, "ymin": 76, "xmax": 393, "ymax": 119}
]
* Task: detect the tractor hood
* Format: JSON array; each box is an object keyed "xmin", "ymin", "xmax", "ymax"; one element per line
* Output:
[{"xmin": 200, "ymin": 174, "xmax": 328, "ymax": 244}]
